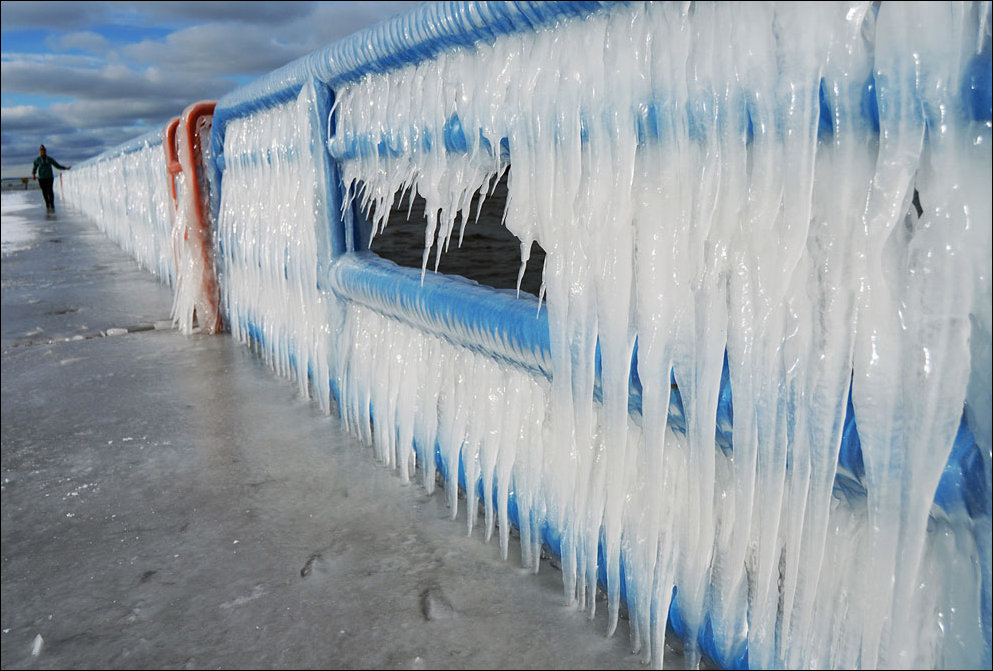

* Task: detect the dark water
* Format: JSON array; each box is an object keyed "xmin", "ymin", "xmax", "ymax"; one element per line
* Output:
[{"xmin": 366, "ymin": 171, "xmax": 547, "ymax": 297}]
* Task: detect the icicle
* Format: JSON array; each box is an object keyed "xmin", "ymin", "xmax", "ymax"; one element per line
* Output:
[
  {"xmin": 215, "ymin": 81, "xmax": 334, "ymax": 412},
  {"xmin": 322, "ymin": 2, "xmax": 990, "ymax": 669}
]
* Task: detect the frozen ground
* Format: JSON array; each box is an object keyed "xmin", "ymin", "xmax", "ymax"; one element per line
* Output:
[
  {"xmin": 1, "ymin": 192, "xmax": 40, "ymax": 257},
  {"xmin": 0, "ymin": 192, "xmax": 696, "ymax": 669}
]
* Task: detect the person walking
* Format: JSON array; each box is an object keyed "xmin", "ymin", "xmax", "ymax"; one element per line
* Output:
[{"xmin": 31, "ymin": 145, "xmax": 71, "ymax": 212}]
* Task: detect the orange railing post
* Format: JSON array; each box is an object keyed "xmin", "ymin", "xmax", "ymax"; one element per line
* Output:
[
  {"xmin": 166, "ymin": 101, "xmax": 221, "ymax": 335},
  {"xmin": 162, "ymin": 117, "xmax": 182, "ymax": 210}
]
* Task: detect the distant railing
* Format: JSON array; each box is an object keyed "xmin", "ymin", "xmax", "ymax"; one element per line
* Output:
[{"xmin": 61, "ymin": 128, "xmax": 175, "ymax": 283}]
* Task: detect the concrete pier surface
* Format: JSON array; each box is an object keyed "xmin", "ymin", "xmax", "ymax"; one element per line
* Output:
[{"xmin": 1, "ymin": 193, "xmax": 672, "ymax": 670}]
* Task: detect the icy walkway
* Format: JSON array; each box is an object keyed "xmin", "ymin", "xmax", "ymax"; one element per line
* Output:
[{"xmin": 1, "ymin": 192, "xmax": 677, "ymax": 670}]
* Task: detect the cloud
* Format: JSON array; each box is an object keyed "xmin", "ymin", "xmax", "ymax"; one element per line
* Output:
[
  {"xmin": 1, "ymin": 104, "xmax": 141, "ymax": 174},
  {"xmin": 45, "ymin": 30, "xmax": 111, "ymax": 54},
  {"xmin": 1, "ymin": 59, "xmax": 234, "ymax": 175},
  {"xmin": 0, "ymin": 1, "xmax": 111, "ymax": 32},
  {"xmin": 130, "ymin": 1, "xmax": 319, "ymax": 25},
  {"xmin": 121, "ymin": 2, "xmax": 423, "ymax": 79},
  {"xmin": 2, "ymin": 51, "xmax": 105, "ymax": 69},
  {"xmin": 123, "ymin": 23, "xmax": 308, "ymax": 78},
  {"xmin": 0, "ymin": 1, "xmax": 426, "ymax": 177},
  {"xmin": 0, "ymin": 1, "xmax": 403, "ymax": 34},
  {"xmin": 1, "ymin": 57, "xmax": 234, "ymax": 102},
  {"xmin": 48, "ymin": 97, "xmax": 204, "ymax": 128},
  {"xmin": 301, "ymin": 1, "xmax": 423, "ymax": 40},
  {"xmin": 1, "ymin": 105, "xmax": 73, "ymax": 134}
]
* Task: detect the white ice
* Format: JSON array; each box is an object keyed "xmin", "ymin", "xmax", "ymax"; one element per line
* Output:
[
  {"xmin": 331, "ymin": 2, "xmax": 992, "ymax": 669},
  {"xmin": 61, "ymin": 135, "xmax": 175, "ymax": 285},
  {"xmin": 58, "ymin": 1, "xmax": 991, "ymax": 669},
  {"xmin": 214, "ymin": 81, "xmax": 334, "ymax": 412},
  {"xmin": 1, "ymin": 191, "xmax": 39, "ymax": 256}
]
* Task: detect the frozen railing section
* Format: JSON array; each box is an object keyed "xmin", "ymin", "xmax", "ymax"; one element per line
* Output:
[
  {"xmin": 328, "ymin": 253, "xmax": 552, "ymax": 526},
  {"xmin": 61, "ymin": 129, "xmax": 175, "ymax": 283},
  {"xmin": 211, "ymin": 82, "xmax": 335, "ymax": 411},
  {"xmin": 202, "ymin": 0, "xmax": 610, "ymax": 412},
  {"xmin": 170, "ymin": 101, "xmax": 222, "ymax": 335},
  {"xmin": 62, "ymin": 102, "xmax": 221, "ymax": 335},
  {"xmin": 60, "ymin": 1, "xmax": 991, "ymax": 669},
  {"xmin": 326, "ymin": 2, "xmax": 992, "ymax": 670}
]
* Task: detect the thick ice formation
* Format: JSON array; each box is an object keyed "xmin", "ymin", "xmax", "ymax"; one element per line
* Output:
[
  {"xmin": 331, "ymin": 2, "xmax": 992, "ymax": 668},
  {"xmin": 57, "ymin": 1, "xmax": 990, "ymax": 668},
  {"xmin": 171, "ymin": 109, "xmax": 221, "ymax": 336},
  {"xmin": 61, "ymin": 133, "xmax": 175, "ymax": 284},
  {"xmin": 62, "ymin": 114, "xmax": 220, "ymax": 337},
  {"xmin": 215, "ymin": 82, "xmax": 334, "ymax": 411}
]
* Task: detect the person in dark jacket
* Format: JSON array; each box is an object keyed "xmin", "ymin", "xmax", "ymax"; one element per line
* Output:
[{"xmin": 31, "ymin": 145, "xmax": 71, "ymax": 212}]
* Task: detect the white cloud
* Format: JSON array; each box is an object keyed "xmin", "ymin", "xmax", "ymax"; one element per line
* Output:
[
  {"xmin": 121, "ymin": 2, "xmax": 423, "ymax": 79},
  {"xmin": 122, "ymin": 23, "xmax": 308, "ymax": 77},
  {"xmin": 126, "ymin": 1, "xmax": 319, "ymax": 25},
  {"xmin": 1, "ymin": 51, "xmax": 105, "ymax": 68},
  {"xmin": 1, "ymin": 57, "xmax": 233, "ymax": 102},
  {"xmin": 48, "ymin": 97, "xmax": 203, "ymax": 128},
  {"xmin": 1, "ymin": 105, "xmax": 70, "ymax": 133},
  {"xmin": 1, "ymin": 1, "xmax": 426, "ymax": 176},
  {"xmin": 302, "ymin": 1, "xmax": 422, "ymax": 41},
  {"xmin": 0, "ymin": 1, "xmax": 112, "ymax": 32},
  {"xmin": 45, "ymin": 30, "xmax": 111, "ymax": 54},
  {"xmin": 1, "ymin": 54, "xmax": 234, "ymax": 175}
]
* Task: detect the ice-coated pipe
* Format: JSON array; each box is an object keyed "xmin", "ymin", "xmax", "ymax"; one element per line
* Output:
[
  {"xmin": 208, "ymin": 2, "xmax": 620, "ymax": 234},
  {"xmin": 327, "ymin": 252, "xmax": 552, "ymax": 378},
  {"xmin": 327, "ymin": 251, "xmax": 980, "ymax": 515}
]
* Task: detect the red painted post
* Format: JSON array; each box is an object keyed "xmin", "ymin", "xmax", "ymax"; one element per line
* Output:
[
  {"xmin": 163, "ymin": 117, "xmax": 181, "ymax": 209},
  {"xmin": 170, "ymin": 101, "xmax": 222, "ymax": 335}
]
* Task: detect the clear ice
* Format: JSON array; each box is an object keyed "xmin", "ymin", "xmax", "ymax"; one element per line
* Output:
[
  {"xmin": 331, "ymin": 2, "xmax": 992, "ymax": 668},
  {"xmin": 61, "ymin": 1, "xmax": 992, "ymax": 669},
  {"xmin": 61, "ymin": 132, "xmax": 175, "ymax": 285}
]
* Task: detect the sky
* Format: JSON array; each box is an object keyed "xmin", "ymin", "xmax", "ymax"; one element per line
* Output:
[{"xmin": 0, "ymin": 1, "xmax": 423, "ymax": 178}]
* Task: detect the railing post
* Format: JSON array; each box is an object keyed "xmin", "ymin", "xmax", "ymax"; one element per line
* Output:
[{"xmin": 170, "ymin": 101, "xmax": 221, "ymax": 335}]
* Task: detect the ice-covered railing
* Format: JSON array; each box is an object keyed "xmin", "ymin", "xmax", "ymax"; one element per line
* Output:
[
  {"xmin": 170, "ymin": 101, "xmax": 222, "ymax": 335},
  {"xmin": 319, "ymin": 2, "xmax": 992, "ymax": 669},
  {"xmin": 62, "ymin": 102, "xmax": 221, "ymax": 335},
  {"xmin": 205, "ymin": 1, "xmax": 615, "ymax": 412},
  {"xmin": 61, "ymin": 128, "xmax": 175, "ymax": 283},
  {"xmin": 210, "ymin": 80, "xmax": 335, "ymax": 411},
  {"xmin": 64, "ymin": 0, "xmax": 991, "ymax": 669}
]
